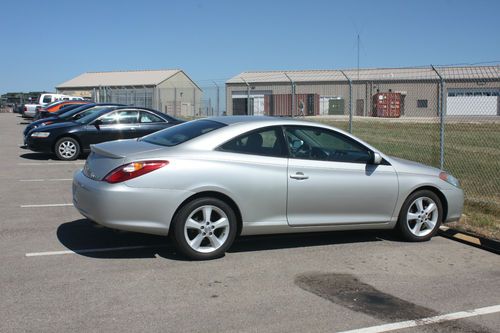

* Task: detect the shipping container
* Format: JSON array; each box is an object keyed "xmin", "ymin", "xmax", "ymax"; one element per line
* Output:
[
  {"xmin": 264, "ymin": 93, "xmax": 320, "ymax": 116},
  {"xmin": 372, "ymin": 92, "xmax": 401, "ymax": 117}
]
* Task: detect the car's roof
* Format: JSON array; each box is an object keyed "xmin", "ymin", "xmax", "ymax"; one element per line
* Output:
[{"xmin": 207, "ymin": 115, "xmax": 309, "ymax": 126}]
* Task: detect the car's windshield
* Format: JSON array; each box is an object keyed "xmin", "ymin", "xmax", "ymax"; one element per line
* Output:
[
  {"xmin": 71, "ymin": 106, "xmax": 118, "ymax": 122},
  {"xmin": 141, "ymin": 119, "xmax": 226, "ymax": 147},
  {"xmin": 53, "ymin": 104, "xmax": 83, "ymax": 116},
  {"xmin": 56, "ymin": 104, "xmax": 94, "ymax": 119},
  {"xmin": 74, "ymin": 108, "xmax": 115, "ymax": 124}
]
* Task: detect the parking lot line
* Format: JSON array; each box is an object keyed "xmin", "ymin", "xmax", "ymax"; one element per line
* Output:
[
  {"xmin": 25, "ymin": 244, "xmax": 167, "ymax": 257},
  {"xmin": 337, "ymin": 304, "xmax": 500, "ymax": 333},
  {"xmin": 19, "ymin": 178, "xmax": 72, "ymax": 182},
  {"xmin": 20, "ymin": 203, "xmax": 73, "ymax": 208},
  {"xmin": 17, "ymin": 162, "xmax": 85, "ymax": 166}
]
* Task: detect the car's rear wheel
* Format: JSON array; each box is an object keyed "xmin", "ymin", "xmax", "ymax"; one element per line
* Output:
[
  {"xmin": 172, "ymin": 197, "xmax": 237, "ymax": 260},
  {"xmin": 55, "ymin": 137, "xmax": 80, "ymax": 161},
  {"xmin": 397, "ymin": 190, "xmax": 442, "ymax": 241}
]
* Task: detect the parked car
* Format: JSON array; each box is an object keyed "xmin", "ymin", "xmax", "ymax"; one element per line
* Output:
[
  {"xmin": 22, "ymin": 94, "xmax": 84, "ymax": 118},
  {"xmin": 34, "ymin": 100, "xmax": 90, "ymax": 120},
  {"xmin": 72, "ymin": 117, "xmax": 464, "ymax": 260},
  {"xmin": 26, "ymin": 107, "xmax": 182, "ymax": 160},
  {"xmin": 23, "ymin": 103, "xmax": 125, "ymax": 139}
]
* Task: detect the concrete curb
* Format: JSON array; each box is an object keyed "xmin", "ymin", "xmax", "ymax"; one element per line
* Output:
[{"xmin": 439, "ymin": 226, "xmax": 500, "ymax": 255}]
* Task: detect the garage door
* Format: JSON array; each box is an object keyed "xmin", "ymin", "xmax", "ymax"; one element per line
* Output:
[{"xmin": 447, "ymin": 96, "xmax": 498, "ymax": 116}]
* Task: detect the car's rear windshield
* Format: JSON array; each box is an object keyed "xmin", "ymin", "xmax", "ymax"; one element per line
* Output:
[{"xmin": 141, "ymin": 119, "xmax": 226, "ymax": 147}]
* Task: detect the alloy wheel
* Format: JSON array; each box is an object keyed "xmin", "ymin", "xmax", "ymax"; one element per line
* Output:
[
  {"xmin": 183, "ymin": 205, "xmax": 230, "ymax": 253},
  {"xmin": 406, "ymin": 197, "xmax": 439, "ymax": 237},
  {"xmin": 58, "ymin": 140, "xmax": 77, "ymax": 159}
]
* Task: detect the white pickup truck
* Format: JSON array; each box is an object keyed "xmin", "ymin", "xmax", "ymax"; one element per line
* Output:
[{"xmin": 23, "ymin": 93, "xmax": 83, "ymax": 118}]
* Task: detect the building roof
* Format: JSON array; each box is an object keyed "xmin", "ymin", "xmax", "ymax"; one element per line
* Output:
[
  {"xmin": 226, "ymin": 65, "xmax": 500, "ymax": 84},
  {"xmin": 57, "ymin": 69, "xmax": 183, "ymax": 88}
]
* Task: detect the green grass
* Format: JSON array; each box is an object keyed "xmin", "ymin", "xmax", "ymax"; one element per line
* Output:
[{"xmin": 313, "ymin": 117, "xmax": 500, "ymax": 240}]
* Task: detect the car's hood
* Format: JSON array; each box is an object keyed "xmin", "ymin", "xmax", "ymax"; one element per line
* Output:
[
  {"xmin": 388, "ymin": 156, "xmax": 441, "ymax": 176},
  {"xmin": 32, "ymin": 121, "xmax": 78, "ymax": 131},
  {"xmin": 30, "ymin": 116, "xmax": 59, "ymax": 127}
]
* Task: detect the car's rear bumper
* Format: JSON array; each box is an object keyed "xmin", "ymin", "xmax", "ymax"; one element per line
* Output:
[
  {"xmin": 72, "ymin": 170, "xmax": 192, "ymax": 236},
  {"xmin": 443, "ymin": 188, "xmax": 464, "ymax": 222}
]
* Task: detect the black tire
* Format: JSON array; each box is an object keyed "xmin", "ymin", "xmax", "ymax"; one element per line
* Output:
[
  {"xmin": 171, "ymin": 197, "xmax": 238, "ymax": 260},
  {"xmin": 54, "ymin": 137, "xmax": 80, "ymax": 161},
  {"xmin": 397, "ymin": 190, "xmax": 443, "ymax": 242}
]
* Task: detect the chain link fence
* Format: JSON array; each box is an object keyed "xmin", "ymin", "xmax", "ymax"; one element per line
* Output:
[
  {"xmin": 93, "ymin": 84, "xmax": 225, "ymax": 120},
  {"xmin": 226, "ymin": 65, "xmax": 500, "ymax": 233}
]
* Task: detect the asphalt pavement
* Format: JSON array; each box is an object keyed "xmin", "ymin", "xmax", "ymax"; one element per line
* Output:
[{"xmin": 1, "ymin": 113, "xmax": 499, "ymax": 333}]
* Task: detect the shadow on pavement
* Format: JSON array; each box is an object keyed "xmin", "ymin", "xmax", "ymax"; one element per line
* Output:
[
  {"xmin": 20, "ymin": 152, "xmax": 88, "ymax": 161},
  {"xmin": 20, "ymin": 152, "xmax": 57, "ymax": 161},
  {"xmin": 57, "ymin": 219, "xmax": 397, "ymax": 261}
]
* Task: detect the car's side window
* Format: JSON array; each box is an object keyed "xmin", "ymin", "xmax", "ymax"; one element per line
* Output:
[
  {"xmin": 140, "ymin": 111, "xmax": 164, "ymax": 123},
  {"xmin": 99, "ymin": 111, "xmax": 119, "ymax": 125},
  {"xmin": 218, "ymin": 126, "xmax": 287, "ymax": 158},
  {"xmin": 117, "ymin": 111, "xmax": 139, "ymax": 124},
  {"xmin": 284, "ymin": 126, "xmax": 371, "ymax": 163}
]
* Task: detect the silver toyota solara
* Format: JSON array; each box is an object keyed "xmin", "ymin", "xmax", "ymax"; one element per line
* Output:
[{"xmin": 73, "ymin": 116, "xmax": 463, "ymax": 260}]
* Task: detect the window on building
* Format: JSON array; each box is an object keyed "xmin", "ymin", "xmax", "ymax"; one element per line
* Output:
[{"xmin": 417, "ymin": 100, "xmax": 428, "ymax": 108}]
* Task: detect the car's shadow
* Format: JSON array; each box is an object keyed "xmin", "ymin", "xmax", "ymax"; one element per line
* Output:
[
  {"xmin": 20, "ymin": 152, "xmax": 58, "ymax": 161},
  {"xmin": 20, "ymin": 152, "xmax": 88, "ymax": 161},
  {"xmin": 56, "ymin": 219, "xmax": 401, "ymax": 261}
]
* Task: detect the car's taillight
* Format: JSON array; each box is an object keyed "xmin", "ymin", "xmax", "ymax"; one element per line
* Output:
[
  {"xmin": 104, "ymin": 160, "xmax": 169, "ymax": 183},
  {"xmin": 24, "ymin": 106, "xmax": 27, "ymax": 111}
]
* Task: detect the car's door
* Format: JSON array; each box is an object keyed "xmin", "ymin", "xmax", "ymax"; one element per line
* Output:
[
  {"xmin": 116, "ymin": 110, "xmax": 141, "ymax": 139},
  {"xmin": 83, "ymin": 110, "xmax": 135, "ymax": 146},
  {"xmin": 285, "ymin": 125, "xmax": 399, "ymax": 226},
  {"xmin": 138, "ymin": 111, "xmax": 169, "ymax": 136},
  {"xmin": 216, "ymin": 126, "xmax": 289, "ymax": 225}
]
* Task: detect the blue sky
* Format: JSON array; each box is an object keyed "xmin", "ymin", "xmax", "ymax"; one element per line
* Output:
[{"xmin": 1, "ymin": 0, "xmax": 499, "ymax": 93}]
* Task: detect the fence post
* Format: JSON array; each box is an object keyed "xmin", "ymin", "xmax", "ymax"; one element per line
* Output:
[
  {"xmin": 340, "ymin": 70, "xmax": 353, "ymax": 133},
  {"xmin": 284, "ymin": 73, "xmax": 295, "ymax": 117},
  {"xmin": 241, "ymin": 78, "xmax": 251, "ymax": 115},
  {"xmin": 431, "ymin": 65, "xmax": 445, "ymax": 170},
  {"xmin": 213, "ymin": 81, "xmax": 220, "ymax": 116}
]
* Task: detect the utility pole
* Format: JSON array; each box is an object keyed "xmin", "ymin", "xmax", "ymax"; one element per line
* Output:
[{"xmin": 357, "ymin": 34, "xmax": 360, "ymax": 81}]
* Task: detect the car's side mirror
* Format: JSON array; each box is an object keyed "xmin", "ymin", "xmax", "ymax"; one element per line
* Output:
[
  {"xmin": 369, "ymin": 151, "xmax": 383, "ymax": 165},
  {"xmin": 93, "ymin": 119, "xmax": 102, "ymax": 129}
]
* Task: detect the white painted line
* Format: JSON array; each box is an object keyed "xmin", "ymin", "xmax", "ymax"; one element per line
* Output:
[
  {"xmin": 18, "ymin": 162, "xmax": 84, "ymax": 166},
  {"xmin": 336, "ymin": 304, "xmax": 500, "ymax": 333},
  {"xmin": 19, "ymin": 178, "xmax": 72, "ymax": 182},
  {"xmin": 25, "ymin": 244, "xmax": 166, "ymax": 257},
  {"xmin": 20, "ymin": 203, "xmax": 73, "ymax": 208}
]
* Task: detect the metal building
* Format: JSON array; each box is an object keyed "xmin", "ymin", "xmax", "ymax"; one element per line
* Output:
[
  {"xmin": 225, "ymin": 66, "xmax": 500, "ymax": 117},
  {"xmin": 56, "ymin": 69, "xmax": 202, "ymax": 117}
]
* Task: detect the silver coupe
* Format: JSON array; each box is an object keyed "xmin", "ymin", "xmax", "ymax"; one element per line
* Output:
[{"xmin": 73, "ymin": 117, "xmax": 463, "ymax": 260}]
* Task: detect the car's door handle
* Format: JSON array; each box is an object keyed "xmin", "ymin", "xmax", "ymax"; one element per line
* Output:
[{"xmin": 290, "ymin": 172, "xmax": 309, "ymax": 180}]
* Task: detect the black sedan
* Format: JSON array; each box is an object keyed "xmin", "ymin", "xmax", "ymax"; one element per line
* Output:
[
  {"xmin": 24, "ymin": 103, "xmax": 124, "ymax": 138},
  {"xmin": 26, "ymin": 107, "xmax": 183, "ymax": 160}
]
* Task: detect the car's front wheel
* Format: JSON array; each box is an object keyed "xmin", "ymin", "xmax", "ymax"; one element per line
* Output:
[
  {"xmin": 55, "ymin": 137, "xmax": 80, "ymax": 161},
  {"xmin": 172, "ymin": 197, "xmax": 237, "ymax": 260},
  {"xmin": 398, "ymin": 190, "xmax": 443, "ymax": 241}
]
